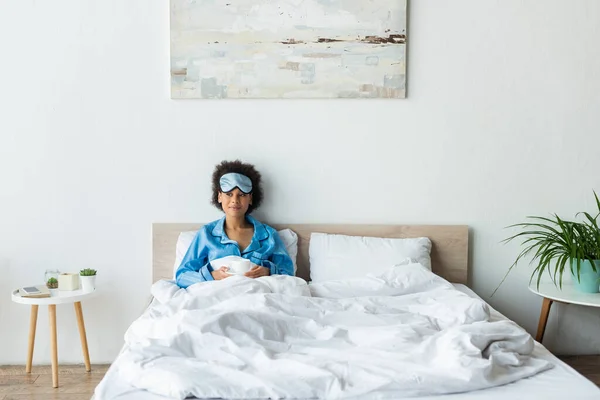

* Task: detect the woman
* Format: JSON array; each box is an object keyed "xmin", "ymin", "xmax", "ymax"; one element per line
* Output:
[{"xmin": 175, "ymin": 160, "xmax": 294, "ymax": 289}]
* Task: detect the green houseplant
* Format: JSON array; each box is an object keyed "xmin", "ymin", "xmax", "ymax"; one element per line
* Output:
[
  {"xmin": 80, "ymin": 268, "xmax": 97, "ymax": 292},
  {"xmin": 495, "ymin": 192, "xmax": 600, "ymax": 295},
  {"xmin": 46, "ymin": 277, "xmax": 58, "ymax": 289}
]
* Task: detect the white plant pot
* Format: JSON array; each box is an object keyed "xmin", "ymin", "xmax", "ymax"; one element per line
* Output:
[{"xmin": 80, "ymin": 276, "xmax": 96, "ymax": 292}]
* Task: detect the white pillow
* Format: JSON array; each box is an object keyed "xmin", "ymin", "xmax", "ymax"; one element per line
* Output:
[
  {"xmin": 308, "ymin": 232, "xmax": 432, "ymax": 283},
  {"xmin": 172, "ymin": 228, "xmax": 299, "ymax": 278},
  {"xmin": 276, "ymin": 228, "xmax": 298, "ymax": 274}
]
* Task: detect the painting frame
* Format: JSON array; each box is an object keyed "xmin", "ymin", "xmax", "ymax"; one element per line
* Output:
[{"xmin": 170, "ymin": 0, "xmax": 407, "ymax": 99}]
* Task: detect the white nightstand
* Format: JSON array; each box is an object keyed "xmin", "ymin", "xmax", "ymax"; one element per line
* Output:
[
  {"xmin": 11, "ymin": 287, "xmax": 97, "ymax": 388},
  {"xmin": 529, "ymin": 282, "xmax": 600, "ymax": 343}
]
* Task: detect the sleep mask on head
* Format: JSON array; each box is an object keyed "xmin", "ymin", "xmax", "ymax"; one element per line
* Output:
[{"xmin": 219, "ymin": 172, "xmax": 253, "ymax": 194}]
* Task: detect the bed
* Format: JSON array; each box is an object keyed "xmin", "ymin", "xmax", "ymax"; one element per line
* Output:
[{"xmin": 93, "ymin": 223, "xmax": 600, "ymax": 400}]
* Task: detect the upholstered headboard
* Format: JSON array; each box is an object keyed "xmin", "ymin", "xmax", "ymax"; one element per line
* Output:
[{"xmin": 152, "ymin": 223, "xmax": 469, "ymax": 285}]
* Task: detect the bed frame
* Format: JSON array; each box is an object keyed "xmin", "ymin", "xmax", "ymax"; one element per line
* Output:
[{"xmin": 152, "ymin": 224, "xmax": 469, "ymax": 285}]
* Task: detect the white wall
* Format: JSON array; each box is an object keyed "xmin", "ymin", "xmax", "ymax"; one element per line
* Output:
[{"xmin": 1, "ymin": 1, "xmax": 600, "ymax": 364}]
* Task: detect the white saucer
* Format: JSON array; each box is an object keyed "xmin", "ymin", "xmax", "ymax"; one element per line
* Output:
[{"xmin": 226, "ymin": 271, "xmax": 248, "ymax": 275}]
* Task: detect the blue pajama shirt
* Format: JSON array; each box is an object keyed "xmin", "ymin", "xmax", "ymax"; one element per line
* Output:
[{"xmin": 175, "ymin": 215, "xmax": 294, "ymax": 289}]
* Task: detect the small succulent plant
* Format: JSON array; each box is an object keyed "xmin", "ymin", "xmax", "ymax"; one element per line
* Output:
[
  {"xmin": 46, "ymin": 277, "xmax": 58, "ymax": 289},
  {"xmin": 80, "ymin": 268, "xmax": 97, "ymax": 276}
]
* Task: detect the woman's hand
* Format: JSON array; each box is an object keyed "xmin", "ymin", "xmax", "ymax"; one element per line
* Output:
[
  {"xmin": 211, "ymin": 266, "xmax": 231, "ymax": 280},
  {"xmin": 244, "ymin": 265, "xmax": 270, "ymax": 279}
]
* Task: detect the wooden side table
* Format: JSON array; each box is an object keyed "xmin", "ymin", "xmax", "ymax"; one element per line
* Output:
[
  {"xmin": 11, "ymin": 287, "xmax": 96, "ymax": 388},
  {"xmin": 529, "ymin": 282, "xmax": 600, "ymax": 343}
]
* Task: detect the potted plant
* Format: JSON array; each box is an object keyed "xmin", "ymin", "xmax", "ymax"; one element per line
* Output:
[
  {"xmin": 80, "ymin": 268, "xmax": 97, "ymax": 292},
  {"xmin": 495, "ymin": 192, "xmax": 600, "ymax": 294},
  {"xmin": 46, "ymin": 277, "xmax": 58, "ymax": 289}
]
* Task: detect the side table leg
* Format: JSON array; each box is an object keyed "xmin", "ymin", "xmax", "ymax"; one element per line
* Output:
[
  {"xmin": 74, "ymin": 301, "xmax": 91, "ymax": 372},
  {"xmin": 48, "ymin": 304, "xmax": 58, "ymax": 388},
  {"xmin": 535, "ymin": 297, "xmax": 554, "ymax": 343},
  {"xmin": 26, "ymin": 305, "xmax": 39, "ymax": 373}
]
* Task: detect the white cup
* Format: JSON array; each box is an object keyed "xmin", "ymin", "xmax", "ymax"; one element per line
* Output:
[{"xmin": 229, "ymin": 259, "xmax": 252, "ymax": 274}]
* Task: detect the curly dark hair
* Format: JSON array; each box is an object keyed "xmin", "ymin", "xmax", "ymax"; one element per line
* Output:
[{"xmin": 211, "ymin": 160, "xmax": 263, "ymax": 214}]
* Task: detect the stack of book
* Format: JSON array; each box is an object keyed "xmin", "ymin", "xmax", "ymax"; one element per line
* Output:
[{"xmin": 19, "ymin": 285, "xmax": 51, "ymax": 298}]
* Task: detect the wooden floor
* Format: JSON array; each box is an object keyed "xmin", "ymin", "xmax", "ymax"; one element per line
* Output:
[
  {"xmin": 560, "ymin": 355, "xmax": 600, "ymax": 386},
  {"xmin": 0, "ymin": 357, "xmax": 598, "ymax": 398},
  {"xmin": 0, "ymin": 364, "xmax": 108, "ymax": 400}
]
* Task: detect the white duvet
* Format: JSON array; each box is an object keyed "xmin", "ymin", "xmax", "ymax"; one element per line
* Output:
[{"xmin": 94, "ymin": 263, "xmax": 552, "ymax": 400}]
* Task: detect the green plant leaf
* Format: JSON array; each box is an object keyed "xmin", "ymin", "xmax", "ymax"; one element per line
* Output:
[{"xmin": 494, "ymin": 193, "xmax": 600, "ymax": 296}]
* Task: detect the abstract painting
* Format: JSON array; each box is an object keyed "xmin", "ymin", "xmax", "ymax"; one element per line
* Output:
[{"xmin": 170, "ymin": 0, "xmax": 407, "ymax": 99}]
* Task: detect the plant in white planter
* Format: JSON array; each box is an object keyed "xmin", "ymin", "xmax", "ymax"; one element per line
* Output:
[
  {"xmin": 80, "ymin": 268, "xmax": 97, "ymax": 292},
  {"xmin": 495, "ymin": 191, "xmax": 600, "ymax": 294}
]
